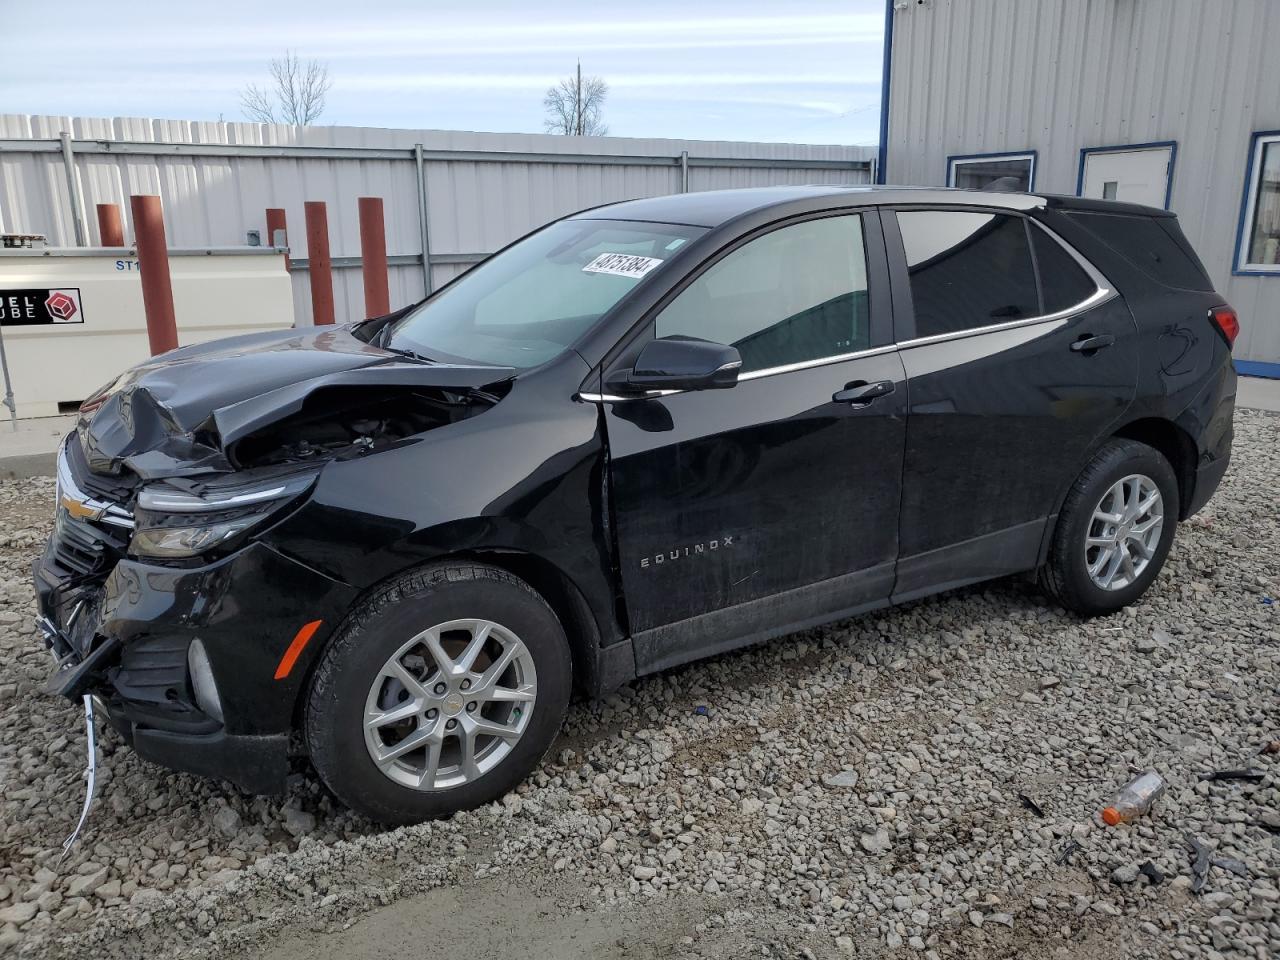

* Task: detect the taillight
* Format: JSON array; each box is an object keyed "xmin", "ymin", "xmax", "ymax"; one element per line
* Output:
[{"xmin": 1209, "ymin": 305, "xmax": 1239, "ymax": 349}]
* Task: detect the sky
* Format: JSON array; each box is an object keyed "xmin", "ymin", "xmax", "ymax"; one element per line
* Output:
[{"xmin": 2, "ymin": 0, "xmax": 885, "ymax": 145}]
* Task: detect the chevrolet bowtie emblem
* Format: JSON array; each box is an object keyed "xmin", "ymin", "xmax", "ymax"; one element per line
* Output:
[{"xmin": 59, "ymin": 491, "xmax": 106, "ymax": 523}]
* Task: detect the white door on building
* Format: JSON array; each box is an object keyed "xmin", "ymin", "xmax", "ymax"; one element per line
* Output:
[{"xmin": 1080, "ymin": 145, "xmax": 1174, "ymax": 208}]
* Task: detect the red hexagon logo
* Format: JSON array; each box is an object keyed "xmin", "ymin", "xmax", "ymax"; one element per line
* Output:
[{"xmin": 45, "ymin": 291, "xmax": 77, "ymax": 321}]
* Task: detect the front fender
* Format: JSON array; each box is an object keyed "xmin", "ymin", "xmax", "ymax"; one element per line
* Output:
[{"xmin": 261, "ymin": 363, "xmax": 621, "ymax": 653}]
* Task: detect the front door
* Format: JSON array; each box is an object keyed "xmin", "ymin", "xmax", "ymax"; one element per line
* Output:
[
  {"xmin": 886, "ymin": 207, "xmax": 1138, "ymax": 599},
  {"xmin": 1081, "ymin": 145, "xmax": 1174, "ymax": 209},
  {"xmin": 600, "ymin": 211, "xmax": 907, "ymax": 671}
]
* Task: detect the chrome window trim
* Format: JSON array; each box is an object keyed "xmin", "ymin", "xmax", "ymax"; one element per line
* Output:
[
  {"xmin": 577, "ymin": 344, "xmax": 897, "ymax": 403},
  {"xmin": 895, "ymin": 285, "xmax": 1115, "ymax": 350},
  {"xmin": 738, "ymin": 343, "xmax": 897, "ymax": 380},
  {"xmin": 895, "ymin": 214, "xmax": 1117, "ymax": 350}
]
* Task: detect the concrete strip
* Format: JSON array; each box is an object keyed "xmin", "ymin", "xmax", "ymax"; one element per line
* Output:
[
  {"xmin": 1237, "ymin": 375, "xmax": 1280, "ymax": 413},
  {"xmin": 0, "ymin": 414, "xmax": 77, "ymax": 479}
]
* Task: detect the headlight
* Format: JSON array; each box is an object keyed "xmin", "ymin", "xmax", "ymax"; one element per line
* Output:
[{"xmin": 130, "ymin": 468, "xmax": 318, "ymax": 560}]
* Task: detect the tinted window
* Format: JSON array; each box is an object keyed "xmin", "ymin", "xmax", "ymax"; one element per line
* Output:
[
  {"xmin": 1031, "ymin": 225, "xmax": 1097, "ymax": 312},
  {"xmin": 654, "ymin": 215, "xmax": 870, "ymax": 374},
  {"xmin": 898, "ymin": 211, "xmax": 1039, "ymax": 338},
  {"xmin": 1063, "ymin": 211, "xmax": 1213, "ymax": 291}
]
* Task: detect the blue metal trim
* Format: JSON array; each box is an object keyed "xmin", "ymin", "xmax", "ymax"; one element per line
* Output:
[
  {"xmin": 945, "ymin": 150, "xmax": 1039, "ymax": 190},
  {"xmin": 876, "ymin": 0, "xmax": 894, "ymax": 185},
  {"xmin": 1075, "ymin": 140, "xmax": 1179, "ymax": 209},
  {"xmin": 1232, "ymin": 129, "xmax": 1280, "ymax": 276},
  {"xmin": 1235, "ymin": 359, "xmax": 1280, "ymax": 379}
]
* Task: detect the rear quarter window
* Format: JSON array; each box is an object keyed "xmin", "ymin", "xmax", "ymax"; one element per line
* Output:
[{"xmin": 1062, "ymin": 211, "xmax": 1213, "ymax": 292}]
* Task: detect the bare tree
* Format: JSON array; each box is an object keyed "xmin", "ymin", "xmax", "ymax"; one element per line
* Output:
[
  {"xmin": 544, "ymin": 62, "xmax": 608, "ymax": 136},
  {"xmin": 241, "ymin": 52, "xmax": 333, "ymax": 125}
]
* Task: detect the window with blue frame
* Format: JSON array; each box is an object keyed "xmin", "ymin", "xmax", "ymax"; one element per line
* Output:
[
  {"xmin": 947, "ymin": 152, "xmax": 1036, "ymax": 192},
  {"xmin": 1237, "ymin": 131, "xmax": 1280, "ymax": 274}
]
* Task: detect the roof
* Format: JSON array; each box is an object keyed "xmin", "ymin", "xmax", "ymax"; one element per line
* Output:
[{"xmin": 573, "ymin": 185, "xmax": 1171, "ymax": 228}]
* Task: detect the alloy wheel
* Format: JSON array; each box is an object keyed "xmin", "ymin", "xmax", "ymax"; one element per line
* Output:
[
  {"xmin": 1084, "ymin": 474, "xmax": 1164, "ymax": 591},
  {"xmin": 363, "ymin": 618, "xmax": 537, "ymax": 791}
]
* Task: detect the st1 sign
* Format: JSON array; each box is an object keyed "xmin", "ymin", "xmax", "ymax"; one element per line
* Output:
[{"xmin": 0, "ymin": 288, "xmax": 84, "ymax": 326}]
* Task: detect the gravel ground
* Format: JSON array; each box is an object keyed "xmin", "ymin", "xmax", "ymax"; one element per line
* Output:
[{"xmin": 1, "ymin": 409, "xmax": 1277, "ymax": 960}]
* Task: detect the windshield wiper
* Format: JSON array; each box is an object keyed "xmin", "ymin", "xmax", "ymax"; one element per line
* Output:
[{"xmin": 380, "ymin": 343, "xmax": 435, "ymax": 363}]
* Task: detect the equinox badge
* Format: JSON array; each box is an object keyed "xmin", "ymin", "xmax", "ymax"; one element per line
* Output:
[{"xmin": 640, "ymin": 536, "xmax": 735, "ymax": 569}]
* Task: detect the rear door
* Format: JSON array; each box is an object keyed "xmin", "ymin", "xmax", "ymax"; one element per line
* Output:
[
  {"xmin": 883, "ymin": 207, "xmax": 1138, "ymax": 598},
  {"xmin": 600, "ymin": 210, "xmax": 907, "ymax": 671}
]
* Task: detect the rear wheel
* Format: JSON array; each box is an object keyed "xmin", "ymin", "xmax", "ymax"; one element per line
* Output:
[
  {"xmin": 1040, "ymin": 438, "xmax": 1179, "ymax": 616},
  {"xmin": 305, "ymin": 562, "xmax": 572, "ymax": 824}
]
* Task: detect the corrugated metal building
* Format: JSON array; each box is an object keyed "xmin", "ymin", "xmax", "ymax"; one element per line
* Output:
[
  {"xmin": 0, "ymin": 115, "xmax": 874, "ymax": 327},
  {"xmin": 879, "ymin": 0, "xmax": 1280, "ymax": 376}
]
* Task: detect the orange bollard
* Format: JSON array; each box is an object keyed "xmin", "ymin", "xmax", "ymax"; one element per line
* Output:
[
  {"xmin": 358, "ymin": 197, "xmax": 390, "ymax": 318},
  {"xmin": 265, "ymin": 207, "xmax": 289, "ymax": 271},
  {"xmin": 129, "ymin": 195, "xmax": 179, "ymax": 355},
  {"xmin": 96, "ymin": 203, "xmax": 124, "ymax": 246},
  {"xmin": 304, "ymin": 201, "xmax": 335, "ymax": 326}
]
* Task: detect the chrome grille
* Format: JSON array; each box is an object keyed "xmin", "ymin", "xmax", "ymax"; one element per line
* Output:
[{"xmin": 49, "ymin": 439, "xmax": 134, "ymax": 579}]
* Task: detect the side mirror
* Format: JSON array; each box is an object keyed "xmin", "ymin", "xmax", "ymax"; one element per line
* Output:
[{"xmin": 609, "ymin": 336, "xmax": 742, "ymax": 394}]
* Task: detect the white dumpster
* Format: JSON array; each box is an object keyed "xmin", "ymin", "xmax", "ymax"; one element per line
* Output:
[{"xmin": 0, "ymin": 246, "xmax": 295, "ymax": 418}]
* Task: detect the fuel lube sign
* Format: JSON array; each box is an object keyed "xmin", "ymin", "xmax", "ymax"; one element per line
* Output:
[{"xmin": 0, "ymin": 288, "xmax": 84, "ymax": 325}]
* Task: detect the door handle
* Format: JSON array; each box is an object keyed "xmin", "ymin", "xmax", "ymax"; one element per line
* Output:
[
  {"xmin": 833, "ymin": 379, "xmax": 895, "ymax": 405},
  {"xmin": 1070, "ymin": 333, "xmax": 1116, "ymax": 354}
]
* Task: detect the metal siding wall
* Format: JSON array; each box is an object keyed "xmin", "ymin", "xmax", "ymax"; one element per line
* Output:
[
  {"xmin": 0, "ymin": 115, "xmax": 873, "ymax": 328},
  {"xmin": 885, "ymin": 0, "xmax": 1280, "ymax": 366}
]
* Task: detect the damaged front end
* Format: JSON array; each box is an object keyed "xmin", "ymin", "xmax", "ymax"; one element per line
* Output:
[{"xmin": 34, "ymin": 324, "xmax": 515, "ymax": 793}]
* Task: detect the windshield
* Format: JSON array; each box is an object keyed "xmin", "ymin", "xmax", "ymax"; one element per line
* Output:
[{"xmin": 385, "ymin": 218, "xmax": 706, "ymax": 368}]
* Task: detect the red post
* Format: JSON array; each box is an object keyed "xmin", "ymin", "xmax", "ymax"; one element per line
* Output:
[
  {"xmin": 304, "ymin": 201, "xmax": 335, "ymax": 326},
  {"xmin": 96, "ymin": 203, "xmax": 124, "ymax": 246},
  {"xmin": 358, "ymin": 197, "xmax": 390, "ymax": 318},
  {"xmin": 129, "ymin": 195, "xmax": 179, "ymax": 355},
  {"xmin": 265, "ymin": 207, "xmax": 289, "ymax": 271}
]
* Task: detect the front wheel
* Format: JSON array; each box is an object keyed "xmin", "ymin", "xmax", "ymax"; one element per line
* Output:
[
  {"xmin": 305, "ymin": 562, "xmax": 572, "ymax": 825},
  {"xmin": 1039, "ymin": 438, "xmax": 1179, "ymax": 616}
]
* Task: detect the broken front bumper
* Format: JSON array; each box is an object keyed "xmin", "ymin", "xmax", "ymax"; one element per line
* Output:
[{"xmin": 34, "ymin": 536, "xmax": 361, "ymax": 795}]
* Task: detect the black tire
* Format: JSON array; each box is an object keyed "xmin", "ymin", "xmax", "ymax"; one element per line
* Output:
[
  {"xmin": 1039, "ymin": 438, "xmax": 1179, "ymax": 616},
  {"xmin": 305, "ymin": 561, "xmax": 572, "ymax": 825}
]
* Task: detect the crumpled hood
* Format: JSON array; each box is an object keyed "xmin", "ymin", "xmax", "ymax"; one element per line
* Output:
[{"xmin": 78, "ymin": 325, "xmax": 515, "ymax": 479}]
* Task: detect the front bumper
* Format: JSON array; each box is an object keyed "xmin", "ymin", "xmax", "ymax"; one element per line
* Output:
[{"xmin": 34, "ymin": 538, "xmax": 360, "ymax": 794}]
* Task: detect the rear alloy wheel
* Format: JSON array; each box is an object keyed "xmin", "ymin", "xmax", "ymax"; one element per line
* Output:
[
  {"xmin": 1040, "ymin": 438, "xmax": 1179, "ymax": 616},
  {"xmin": 1083, "ymin": 474, "xmax": 1164, "ymax": 591},
  {"xmin": 306, "ymin": 562, "xmax": 571, "ymax": 824}
]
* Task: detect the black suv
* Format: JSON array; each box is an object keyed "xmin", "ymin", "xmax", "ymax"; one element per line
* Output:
[{"xmin": 36, "ymin": 186, "xmax": 1237, "ymax": 824}]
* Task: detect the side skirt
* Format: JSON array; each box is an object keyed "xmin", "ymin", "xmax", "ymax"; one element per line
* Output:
[
  {"xmin": 622, "ymin": 520, "xmax": 1049, "ymax": 686},
  {"xmin": 632, "ymin": 561, "xmax": 895, "ymax": 675},
  {"xmin": 892, "ymin": 518, "xmax": 1046, "ymax": 604}
]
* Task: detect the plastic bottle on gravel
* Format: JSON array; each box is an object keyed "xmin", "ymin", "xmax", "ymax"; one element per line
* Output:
[{"xmin": 1101, "ymin": 771, "xmax": 1166, "ymax": 825}]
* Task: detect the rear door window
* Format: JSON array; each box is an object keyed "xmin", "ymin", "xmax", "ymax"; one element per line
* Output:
[{"xmin": 897, "ymin": 211, "xmax": 1040, "ymax": 338}]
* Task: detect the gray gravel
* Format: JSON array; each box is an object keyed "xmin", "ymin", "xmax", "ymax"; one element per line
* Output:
[{"xmin": 1, "ymin": 409, "xmax": 1277, "ymax": 960}]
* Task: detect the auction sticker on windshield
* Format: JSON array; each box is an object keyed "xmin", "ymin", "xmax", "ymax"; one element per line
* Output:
[{"xmin": 582, "ymin": 253, "xmax": 664, "ymax": 279}]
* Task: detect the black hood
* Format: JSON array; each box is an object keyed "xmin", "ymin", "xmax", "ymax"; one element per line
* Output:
[{"xmin": 78, "ymin": 325, "xmax": 515, "ymax": 479}]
